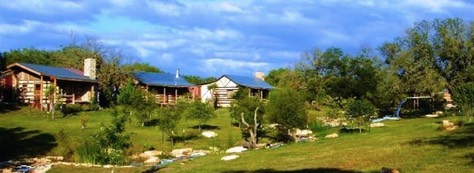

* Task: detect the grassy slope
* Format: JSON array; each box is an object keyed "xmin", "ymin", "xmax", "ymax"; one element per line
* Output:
[{"xmin": 1, "ymin": 107, "xmax": 474, "ymax": 172}]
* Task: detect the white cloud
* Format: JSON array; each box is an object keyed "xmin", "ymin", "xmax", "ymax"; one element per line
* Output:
[
  {"xmin": 1, "ymin": 0, "xmax": 84, "ymax": 14},
  {"xmin": 146, "ymin": 1, "xmax": 184, "ymax": 17},
  {"xmin": 203, "ymin": 58, "xmax": 269, "ymax": 73},
  {"xmin": 215, "ymin": 2, "xmax": 245, "ymax": 13},
  {"xmin": 400, "ymin": 0, "xmax": 466, "ymax": 12},
  {"xmin": 0, "ymin": 20, "xmax": 40, "ymax": 34}
]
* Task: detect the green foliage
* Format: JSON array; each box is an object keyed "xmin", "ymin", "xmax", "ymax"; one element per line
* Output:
[
  {"xmin": 117, "ymin": 81, "xmax": 156, "ymax": 126},
  {"xmin": 451, "ymin": 82, "xmax": 474, "ymax": 122},
  {"xmin": 123, "ymin": 62, "xmax": 162, "ymax": 73},
  {"xmin": 325, "ymin": 96, "xmax": 347, "ymax": 126},
  {"xmin": 60, "ymin": 104, "xmax": 83, "ymax": 116},
  {"xmin": 155, "ymin": 106, "xmax": 182, "ymax": 143},
  {"xmin": 75, "ymin": 109, "xmax": 131, "ymax": 165},
  {"xmin": 266, "ymin": 88, "xmax": 307, "ymax": 141},
  {"xmin": 184, "ymin": 75, "xmax": 217, "ymax": 85},
  {"xmin": 182, "ymin": 100, "xmax": 216, "ymax": 131},
  {"xmin": 229, "ymin": 90, "xmax": 265, "ymax": 126},
  {"xmin": 55, "ymin": 128, "xmax": 74, "ymax": 160},
  {"xmin": 345, "ymin": 99, "xmax": 377, "ymax": 133}
]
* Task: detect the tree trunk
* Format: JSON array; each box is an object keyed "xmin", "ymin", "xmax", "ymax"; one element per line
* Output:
[{"xmin": 241, "ymin": 107, "xmax": 260, "ymax": 149}]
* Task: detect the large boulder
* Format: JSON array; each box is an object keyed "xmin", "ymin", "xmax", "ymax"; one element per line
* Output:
[
  {"xmin": 144, "ymin": 157, "xmax": 160, "ymax": 164},
  {"xmin": 171, "ymin": 148, "xmax": 193, "ymax": 157}
]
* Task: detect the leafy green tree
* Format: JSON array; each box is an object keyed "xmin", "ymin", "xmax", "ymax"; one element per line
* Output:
[
  {"xmin": 325, "ymin": 96, "xmax": 347, "ymax": 127},
  {"xmin": 184, "ymin": 75, "xmax": 216, "ymax": 85},
  {"xmin": 182, "ymin": 100, "xmax": 216, "ymax": 131},
  {"xmin": 123, "ymin": 62, "xmax": 162, "ymax": 73},
  {"xmin": 345, "ymin": 99, "xmax": 377, "ymax": 133},
  {"xmin": 451, "ymin": 82, "xmax": 474, "ymax": 122},
  {"xmin": 265, "ymin": 68, "xmax": 292, "ymax": 87},
  {"xmin": 266, "ymin": 88, "xmax": 307, "ymax": 142},
  {"xmin": 117, "ymin": 81, "xmax": 149, "ymax": 126},
  {"xmin": 229, "ymin": 88, "xmax": 265, "ymax": 147},
  {"xmin": 155, "ymin": 106, "xmax": 182, "ymax": 144}
]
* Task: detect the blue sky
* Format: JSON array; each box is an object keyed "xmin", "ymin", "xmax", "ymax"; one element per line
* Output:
[{"xmin": 1, "ymin": 0, "xmax": 473, "ymax": 77}]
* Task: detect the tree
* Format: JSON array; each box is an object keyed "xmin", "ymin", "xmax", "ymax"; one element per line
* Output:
[
  {"xmin": 451, "ymin": 82, "xmax": 474, "ymax": 122},
  {"xmin": 325, "ymin": 96, "xmax": 347, "ymax": 127},
  {"xmin": 155, "ymin": 106, "xmax": 182, "ymax": 144},
  {"xmin": 184, "ymin": 75, "xmax": 216, "ymax": 85},
  {"xmin": 44, "ymin": 85, "xmax": 57, "ymax": 119},
  {"xmin": 266, "ymin": 88, "xmax": 307, "ymax": 142},
  {"xmin": 345, "ymin": 99, "xmax": 377, "ymax": 133},
  {"xmin": 229, "ymin": 88, "xmax": 265, "ymax": 147},
  {"xmin": 182, "ymin": 100, "xmax": 216, "ymax": 131},
  {"xmin": 117, "ymin": 81, "xmax": 154, "ymax": 127},
  {"xmin": 123, "ymin": 62, "xmax": 162, "ymax": 73}
]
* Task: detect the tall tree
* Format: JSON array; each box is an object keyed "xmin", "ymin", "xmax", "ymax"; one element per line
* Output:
[
  {"xmin": 266, "ymin": 88, "xmax": 307, "ymax": 142},
  {"xmin": 123, "ymin": 62, "xmax": 162, "ymax": 73}
]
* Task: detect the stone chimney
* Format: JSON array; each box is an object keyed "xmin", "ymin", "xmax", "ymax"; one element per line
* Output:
[
  {"xmin": 175, "ymin": 69, "xmax": 180, "ymax": 79},
  {"xmin": 84, "ymin": 58, "xmax": 96, "ymax": 80},
  {"xmin": 255, "ymin": 72, "xmax": 265, "ymax": 81}
]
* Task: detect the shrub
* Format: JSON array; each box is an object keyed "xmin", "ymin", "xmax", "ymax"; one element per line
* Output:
[{"xmin": 59, "ymin": 104, "xmax": 82, "ymax": 116}]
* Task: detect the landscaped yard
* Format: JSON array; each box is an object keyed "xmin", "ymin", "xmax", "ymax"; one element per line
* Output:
[{"xmin": 1, "ymin": 106, "xmax": 473, "ymax": 172}]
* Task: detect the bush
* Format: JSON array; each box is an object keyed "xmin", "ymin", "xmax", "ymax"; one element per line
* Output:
[
  {"xmin": 309, "ymin": 120, "xmax": 332, "ymax": 137},
  {"xmin": 59, "ymin": 104, "xmax": 82, "ymax": 116}
]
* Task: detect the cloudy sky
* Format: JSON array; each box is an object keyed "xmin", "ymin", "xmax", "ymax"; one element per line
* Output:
[{"xmin": 1, "ymin": 0, "xmax": 473, "ymax": 77}]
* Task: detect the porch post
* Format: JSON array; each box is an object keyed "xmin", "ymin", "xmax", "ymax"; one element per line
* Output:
[
  {"xmin": 53, "ymin": 78, "xmax": 57, "ymax": 106},
  {"xmin": 175, "ymin": 88, "xmax": 178, "ymax": 103},
  {"xmin": 260, "ymin": 90, "xmax": 263, "ymax": 99},
  {"xmin": 163, "ymin": 87, "xmax": 167, "ymax": 103},
  {"xmin": 40, "ymin": 75, "xmax": 43, "ymax": 110}
]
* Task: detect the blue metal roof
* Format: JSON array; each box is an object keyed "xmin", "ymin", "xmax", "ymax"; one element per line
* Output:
[
  {"xmin": 133, "ymin": 72, "xmax": 194, "ymax": 87},
  {"xmin": 16, "ymin": 63, "xmax": 96, "ymax": 82},
  {"xmin": 223, "ymin": 75, "xmax": 274, "ymax": 90}
]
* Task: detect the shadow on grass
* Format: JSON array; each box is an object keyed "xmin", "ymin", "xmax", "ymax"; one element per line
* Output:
[
  {"xmin": 171, "ymin": 133, "xmax": 200, "ymax": 143},
  {"xmin": 409, "ymin": 123, "xmax": 474, "ymax": 148},
  {"xmin": 0, "ymin": 127, "xmax": 57, "ymax": 161},
  {"xmin": 0, "ymin": 102, "xmax": 19, "ymax": 114},
  {"xmin": 191, "ymin": 124, "xmax": 220, "ymax": 130},
  {"xmin": 222, "ymin": 168, "xmax": 364, "ymax": 173},
  {"xmin": 465, "ymin": 153, "xmax": 474, "ymax": 165},
  {"xmin": 141, "ymin": 165, "xmax": 163, "ymax": 173}
]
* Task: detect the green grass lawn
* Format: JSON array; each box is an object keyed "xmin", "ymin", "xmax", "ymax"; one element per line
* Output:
[{"xmin": 1, "ymin": 106, "xmax": 474, "ymax": 172}]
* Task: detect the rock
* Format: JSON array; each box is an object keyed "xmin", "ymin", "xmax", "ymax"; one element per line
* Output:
[
  {"xmin": 295, "ymin": 129, "xmax": 313, "ymax": 137},
  {"xmin": 221, "ymin": 155, "xmax": 239, "ymax": 161},
  {"xmin": 381, "ymin": 167, "xmax": 400, "ymax": 173},
  {"xmin": 103, "ymin": 165, "xmax": 113, "ymax": 168},
  {"xmin": 171, "ymin": 148, "xmax": 193, "ymax": 157},
  {"xmin": 201, "ymin": 131, "xmax": 218, "ymax": 138},
  {"xmin": 144, "ymin": 157, "xmax": 160, "ymax": 164},
  {"xmin": 143, "ymin": 150, "xmax": 162, "ymax": 157},
  {"xmin": 370, "ymin": 122, "xmax": 385, "ymax": 128},
  {"xmin": 425, "ymin": 114, "xmax": 439, "ymax": 118},
  {"xmin": 45, "ymin": 156, "xmax": 64, "ymax": 161},
  {"xmin": 226, "ymin": 146, "xmax": 248, "ymax": 153},
  {"xmin": 442, "ymin": 120, "xmax": 454, "ymax": 128},
  {"xmin": 446, "ymin": 126, "xmax": 459, "ymax": 131},
  {"xmin": 209, "ymin": 146, "xmax": 220, "ymax": 153},
  {"xmin": 325, "ymin": 133, "xmax": 339, "ymax": 139}
]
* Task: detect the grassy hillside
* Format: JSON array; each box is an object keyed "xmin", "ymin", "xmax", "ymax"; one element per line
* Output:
[{"xmin": 1, "ymin": 106, "xmax": 473, "ymax": 172}]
